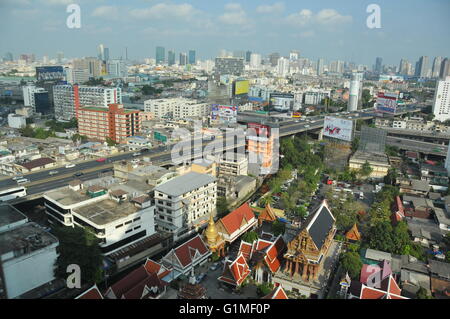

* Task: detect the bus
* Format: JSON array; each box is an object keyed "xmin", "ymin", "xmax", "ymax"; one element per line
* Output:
[{"xmin": 0, "ymin": 186, "xmax": 27, "ymax": 202}]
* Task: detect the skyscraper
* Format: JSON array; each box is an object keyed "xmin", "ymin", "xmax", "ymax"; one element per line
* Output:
[
  {"xmin": 277, "ymin": 57, "xmax": 290, "ymax": 77},
  {"xmin": 317, "ymin": 58, "xmax": 325, "ymax": 76},
  {"xmin": 432, "ymin": 56, "xmax": 443, "ymax": 78},
  {"xmin": 103, "ymin": 47, "xmax": 110, "ymax": 62},
  {"xmin": 289, "ymin": 51, "xmax": 300, "ymax": 61},
  {"xmin": 399, "ymin": 59, "xmax": 409, "ymax": 75},
  {"xmin": 156, "ymin": 46, "xmax": 165, "ymax": 65},
  {"xmin": 168, "ymin": 50, "xmax": 176, "ymax": 66},
  {"xmin": 269, "ymin": 53, "xmax": 280, "ymax": 67},
  {"xmin": 250, "ymin": 53, "xmax": 261, "ymax": 70},
  {"xmin": 245, "ymin": 51, "xmax": 252, "ymax": 63},
  {"xmin": 179, "ymin": 52, "xmax": 187, "ymax": 66},
  {"xmin": 415, "ymin": 56, "xmax": 430, "ymax": 78},
  {"xmin": 56, "ymin": 52, "xmax": 64, "ymax": 64},
  {"xmin": 440, "ymin": 58, "xmax": 450, "ymax": 79},
  {"xmin": 188, "ymin": 50, "xmax": 196, "ymax": 65},
  {"xmin": 374, "ymin": 57, "xmax": 383, "ymax": 73},
  {"xmin": 432, "ymin": 76, "xmax": 450, "ymax": 122}
]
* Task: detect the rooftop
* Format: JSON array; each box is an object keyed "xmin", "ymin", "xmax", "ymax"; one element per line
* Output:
[
  {"xmin": 154, "ymin": 172, "xmax": 216, "ymax": 197},
  {"xmin": 0, "ymin": 204, "xmax": 27, "ymax": 229},
  {"xmin": 0, "ymin": 222, "xmax": 58, "ymax": 257},
  {"xmin": 73, "ymin": 199, "xmax": 142, "ymax": 226}
]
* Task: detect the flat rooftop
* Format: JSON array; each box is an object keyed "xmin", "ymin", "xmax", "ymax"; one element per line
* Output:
[
  {"xmin": 0, "ymin": 204, "xmax": 27, "ymax": 229},
  {"xmin": 44, "ymin": 187, "xmax": 94, "ymax": 207},
  {"xmin": 154, "ymin": 172, "xmax": 216, "ymax": 197},
  {"xmin": 73, "ymin": 199, "xmax": 140, "ymax": 226},
  {"xmin": 0, "ymin": 222, "xmax": 58, "ymax": 256}
]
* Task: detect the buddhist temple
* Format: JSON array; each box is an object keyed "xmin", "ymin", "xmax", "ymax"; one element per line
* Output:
[
  {"xmin": 281, "ymin": 200, "xmax": 336, "ymax": 282},
  {"xmin": 257, "ymin": 203, "xmax": 277, "ymax": 226},
  {"xmin": 203, "ymin": 213, "xmax": 225, "ymax": 256},
  {"xmin": 262, "ymin": 285, "xmax": 289, "ymax": 299},
  {"xmin": 345, "ymin": 223, "xmax": 361, "ymax": 242}
]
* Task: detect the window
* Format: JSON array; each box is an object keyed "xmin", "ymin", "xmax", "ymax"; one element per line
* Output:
[
  {"xmin": 115, "ymin": 224, "xmax": 123, "ymax": 229},
  {"xmin": 124, "ymin": 220, "xmax": 132, "ymax": 225},
  {"xmin": 133, "ymin": 217, "xmax": 141, "ymax": 222}
]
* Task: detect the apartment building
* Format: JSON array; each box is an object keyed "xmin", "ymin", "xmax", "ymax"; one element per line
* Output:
[
  {"xmin": 0, "ymin": 204, "xmax": 59, "ymax": 299},
  {"xmin": 153, "ymin": 172, "xmax": 217, "ymax": 240},
  {"xmin": 218, "ymin": 153, "xmax": 248, "ymax": 176},
  {"xmin": 53, "ymin": 84, "xmax": 122, "ymax": 121},
  {"xmin": 144, "ymin": 98, "xmax": 210, "ymax": 120},
  {"xmin": 43, "ymin": 178, "xmax": 155, "ymax": 255},
  {"xmin": 78, "ymin": 103, "xmax": 141, "ymax": 143}
]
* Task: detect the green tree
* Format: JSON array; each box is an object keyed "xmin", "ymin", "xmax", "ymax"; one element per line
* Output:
[
  {"xmin": 359, "ymin": 161, "xmax": 373, "ymax": 178},
  {"xmin": 256, "ymin": 283, "xmax": 274, "ymax": 297},
  {"xmin": 105, "ymin": 137, "xmax": 117, "ymax": 146},
  {"xmin": 416, "ymin": 287, "xmax": 433, "ymax": 299},
  {"xmin": 271, "ymin": 220, "xmax": 286, "ymax": 236},
  {"xmin": 340, "ymin": 251, "xmax": 363, "ymax": 280},
  {"xmin": 54, "ymin": 226, "xmax": 103, "ymax": 285},
  {"xmin": 19, "ymin": 124, "xmax": 35, "ymax": 137},
  {"xmin": 242, "ymin": 231, "xmax": 258, "ymax": 243},
  {"xmin": 216, "ymin": 196, "xmax": 229, "ymax": 218}
]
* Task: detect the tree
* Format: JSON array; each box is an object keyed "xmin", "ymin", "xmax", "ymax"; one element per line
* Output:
[
  {"xmin": 340, "ymin": 251, "xmax": 363, "ymax": 280},
  {"xmin": 416, "ymin": 287, "xmax": 433, "ymax": 299},
  {"xmin": 359, "ymin": 161, "xmax": 373, "ymax": 179},
  {"xmin": 105, "ymin": 137, "xmax": 117, "ymax": 146},
  {"xmin": 384, "ymin": 168, "xmax": 398, "ymax": 185},
  {"xmin": 19, "ymin": 124, "xmax": 35, "ymax": 137},
  {"xmin": 256, "ymin": 283, "xmax": 274, "ymax": 297},
  {"xmin": 54, "ymin": 226, "xmax": 103, "ymax": 285},
  {"xmin": 351, "ymin": 137, "xmax": 360, "ymax": 152},
  {"xmin": 271, "ymin": 220, "xmax": 286, "ymax": 236},
  {"xmin": 242, "ymin": 231, "xmax": 258, "ymax": 243},
  {"xmin": 216, "ymin": 196, "xmax": 229, "ymax": 218}
]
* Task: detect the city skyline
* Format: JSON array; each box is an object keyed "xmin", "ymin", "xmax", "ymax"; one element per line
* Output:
[{"xmin": 1, "ymin": 0, "xmax": 449, "ymax": 65}]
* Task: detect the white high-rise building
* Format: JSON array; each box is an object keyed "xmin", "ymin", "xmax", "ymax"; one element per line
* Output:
[
  {"xmin": 317, "ymin": 58, "xmax": 325, "ymax": 76},
  {"xmin": 250, "ymin": 53, "xmax": 262, "ymax": 70},
  {"xmin": 432, "ymin": 57, "xmax": 443, "ymax": 78},
  {"xmin": 107, "ymin": 59, "xmax": 128, "ymax": 78},
  {"xmin": 289, "ymin": 50, "xmax": 300, "ymax": 61},
  {"xmin": 432, "ymin": 76, "xmax": 450, "ymax": 122},
  {"xmin": 277, "ymin": 57, "xmax": 290, "ymax": 77},
  {"xmin": 348, "ymin": 73, "xmax": 363, "ymax": 112}
]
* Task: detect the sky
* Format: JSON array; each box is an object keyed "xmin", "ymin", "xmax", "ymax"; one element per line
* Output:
[{"xmin": 0, "ymin": 0, "xmax": 449, "ymax": 66}]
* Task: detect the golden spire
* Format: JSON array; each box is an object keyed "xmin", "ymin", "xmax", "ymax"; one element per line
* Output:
[{"xmin": 205, "ymin": 213, "xmax": 218, "ymax": 247}]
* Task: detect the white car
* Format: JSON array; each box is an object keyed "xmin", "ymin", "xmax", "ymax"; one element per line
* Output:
[
  {"xmin": 49, "ymin": 170, "xmax": 59, "ymax": 176},
  {"xmin": 132, "ymin": 152, "xmax": 141, "ymax": 157},
  {"xmin": 17, "ymin": 178, "xmax": 30, "ymax": 185},
  {"xmin": 12, "ymin": 176, "xmax": 24, "ymax": 181},
  {"xmin": 65, "ymin": 163, "xmax": 76, "ymax": 168}
]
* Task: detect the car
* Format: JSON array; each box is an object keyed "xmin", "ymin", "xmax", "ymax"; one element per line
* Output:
[
  {"xmin": 49, "ymin": 170, "xmax": 59, "ymax": 176},
  {"xmin": 73, "ymin": 172, "xmax": 84, "ymax": 177},
  {"xmin": 12, "ymin": 176, "xmax": 24, "ymax": 181},
  {"xmin": 132, "ymin": 152, "xmax": 141, "ymax": 157},
  {"xmin": 196, "ymin": 273, "xmax": 207, "ymax": 283},
  {"xmin": 17, "ymin": 178, "xmax": 30, "ymax": 185},
  {"xmin": 65, "ymin": 163, "xmax": 76, "ymax": 168},
  {"xmin": 305, "ymin": 125, "xmax": 310, "ymax": 128},
  {"xmin": 96, "ymin": 158, "xmax": 106, "ymax": 163},
  {"xmin": 210, "ymin": 263, "xmax": 220, "ymax": 271}
]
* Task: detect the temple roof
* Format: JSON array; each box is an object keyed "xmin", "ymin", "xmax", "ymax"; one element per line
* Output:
[
  {"xmin": 305, "ymin": 201, "xmax": 335, "ymax": 251},
  {"xmin": 345, "ymin": 223, "xmax": 361, "ymax": 241}
]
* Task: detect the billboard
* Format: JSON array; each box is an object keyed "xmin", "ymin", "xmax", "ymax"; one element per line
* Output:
[
  {"xmin": 376, "ymin": 92, "xmax": 398, "ymax": 114},
  {"xmin": 323, "ymin": 116, "xmax": 354, "ymax": 142},
  {"xmin": 211, "ymin": 105, "xmax": 238, "ymax": 123},
  {"xmin": 36, "ymin": 66, "xmax": 64, "ymax": 81},
  {"xmin": 234, "ymin": 80, "xmax": 249, "ymax": 95},
  {"xmin": 269, "ymin": 93, "xmax": 294, "ymax": 112}
]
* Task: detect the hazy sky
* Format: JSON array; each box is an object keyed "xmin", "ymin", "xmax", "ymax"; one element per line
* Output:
[{"xmin": 1, "ymin": 0, "xmax": 449, "ymax": 66}]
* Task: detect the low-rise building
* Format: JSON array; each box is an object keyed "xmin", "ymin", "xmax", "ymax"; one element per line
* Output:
[
  {"xmin": 215, "ymin": 202, "xmax": 257, "ymax": 244},
  {"xmin": 154, "ymin": 172, "xmax": 217, "ymax": 240},
  {"xmin": 7, "ymin": 114, "xmax": 26, "ymax": 129},
  {"xmin": 218, "ymin": 153, "xmax": 248, "ymax": 176},
  {"xmin": 0, "ymin": 204, "xmax": 59, "ymax": 299},
  {"xmin": 349, "ymin": 151, "xmax": 390, "ymax": 179},
  {"xmin": 43, "ymin": 178, "xmax": 156, "ymax": 255}
]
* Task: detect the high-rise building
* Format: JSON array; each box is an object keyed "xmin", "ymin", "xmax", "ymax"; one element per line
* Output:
[
  {"xmin": 144, "ymin": 98, "xmax": 210, "ymax": 119},
  {"xmin": 399, "ymin": 59, "xmax": 409, "ymax": 75},
  {"xmin": 103, "ymin": 48, "xmax": 110, "ymax": 62},
  {"xmin": 107, "ymin": 59, "xmax": 127, "ymax": 78},
  {"xmin": 415, "ymin": 56, "xmax": 430, "ymax": 78},
  {"xmin": 374, "ymin": 57, "xmax": 383, "ymax": 73},
  {"xmin": 317, "ymin": 58, "xmax": 325, "ymax": 76},
  {"xmin": 432, "ymin": 76, "xmax": 450, "ymax": 122},
  {"xmin": 53, "ymin": 84, "xmax": 122, "ymax": 121},
  {"xmin": 432, "ymin": 56, "xmax": 443, "ymax": 78},
  {"xmin": 289, "ymin": 51, "xmax": 300, "ymax": 61},
  {"xmin": 214, "ymin": 57, "xmax": 244, "ymax": 78},
  {"xmin": 233, "ymin": 51, "xmax": 245, "ymax": 59},
  {"xmin": 330, "ymin": 60, "xmax": 344, "ymax": 74},
  {"xmin": 78, "ymin": 103, "xmax": 141, "ymax": 143},
  {"xmin": 440, "ymin": 58, "xmax": 450, "ymax": 79},
  {"xmin": 73, "ymin": 57, "xmax": 102, "ymax": 79},
  {"xmin": 250, "ymin": 53, "xmax": 261, "ymax": 70},
  {"xmin": 188, "ymin": 50, "xmax": 196, "ymax": 65},
  {"xmin": 245, "ymin": 51, "xmax": 252, "ymax": 63},
  {"xmin": 277, "ymin": 57, "xmax": 290, "ymax": 77},
  {"xmin": 348, "ymin": 73, "xmax": 363, "ymax": 112},
  {"xmin": 97, "ymin": 44, "xmax": 109, "ymax": 61},
  {"xmin": 156, "ymin": 46, "xmax": 165, "ymax": 65},
  {"xmin": 269, "ymin": 53, "xmax": 280, "ymax": 67},
  {"xmin": 56, "ymin": 52, "xmax": 64, "ymax": 64},
  {"xmin": 3, "ymin": 52, "xmax": 13, "ymax": 62},
  {"xmin": 179, "ymin": 52, "xmax": 188, "ymax": 66},
  {"xmin": 168, "ymin": 50, "xmax": 176, "ymax": 66}
]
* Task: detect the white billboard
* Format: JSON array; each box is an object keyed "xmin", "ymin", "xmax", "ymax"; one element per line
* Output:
[
  {"xmin": 323, "ymin": 116, "xmax": 354, "ymax": 142},
  {"xmin": 376, "ymin": 92, "xmax": 398, "ymax": 114}
]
